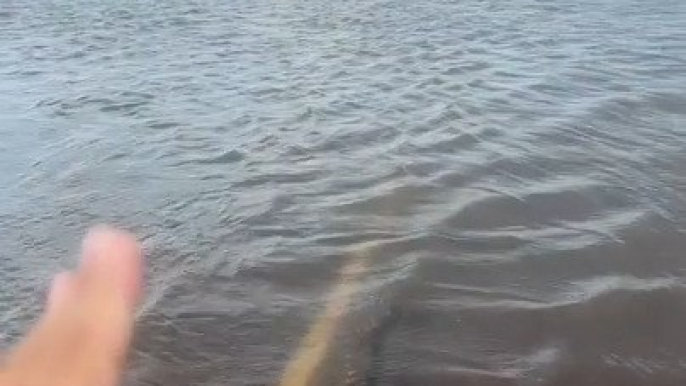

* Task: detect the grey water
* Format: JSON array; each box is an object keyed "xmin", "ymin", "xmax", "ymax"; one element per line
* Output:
[{"xmin": 1, "ymin": 0, "xmax": 686, "ymax": 384}]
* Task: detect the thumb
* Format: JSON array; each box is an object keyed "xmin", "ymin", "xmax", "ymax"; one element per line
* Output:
[{"xmin": 2, "ymin": 227, "xmax": 143, "ymax": 386}]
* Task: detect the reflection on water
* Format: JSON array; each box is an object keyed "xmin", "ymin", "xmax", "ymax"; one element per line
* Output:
[{"xmin": 1, "ymin": 0, "xmax": 686, "ymax": 384}]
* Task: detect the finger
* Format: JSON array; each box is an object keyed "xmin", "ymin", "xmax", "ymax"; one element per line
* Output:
[
  {"xmin": 46, "ymin": 271, "xmax": 79, "ymax": 315},
  {"xmin": 81, "ymin": 225, "xmax": 143, "ymax": 310},
  {"xmin": 76, "ymin": 226, "xmax": 143, "ymax": 360}
]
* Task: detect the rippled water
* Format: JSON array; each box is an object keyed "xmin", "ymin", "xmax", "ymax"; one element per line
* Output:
[{"xmin": 2, "ymin": 0, "xmax": 686, "ymax": 384}]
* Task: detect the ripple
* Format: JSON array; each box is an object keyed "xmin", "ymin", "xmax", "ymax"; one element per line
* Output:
[{"xmin": 193, "ymin": 149, "xmax": 245, "ymax": 165}]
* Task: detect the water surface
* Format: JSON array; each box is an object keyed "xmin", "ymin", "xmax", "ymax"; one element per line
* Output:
[{"xmin": 1, "ymin": 0, "xmax": 686, "ymax": 385}]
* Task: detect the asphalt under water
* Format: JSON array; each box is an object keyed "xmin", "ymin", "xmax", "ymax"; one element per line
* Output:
[{"xmin": 1, "ymin": 0, "xmax": 686, "ymax": 385}]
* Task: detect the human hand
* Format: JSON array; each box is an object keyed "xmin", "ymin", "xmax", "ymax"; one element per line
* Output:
[{"xmin": 0, "ymin": 227, "xmax": 143, "ymax": 386}]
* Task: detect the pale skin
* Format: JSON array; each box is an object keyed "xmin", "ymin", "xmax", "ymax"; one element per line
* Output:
[{"xmin": 0, "ymin": 227, "xmax": 143, "ymax": 386}]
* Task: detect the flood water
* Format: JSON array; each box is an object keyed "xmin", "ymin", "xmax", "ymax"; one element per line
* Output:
[{"xmin": 2, "ymin": 0, "xmax": 686, "ymax": 384}]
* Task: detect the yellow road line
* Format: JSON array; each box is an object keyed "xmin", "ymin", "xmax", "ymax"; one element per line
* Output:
[{"xmin": 279, "ymin": 246, "xmax": 373, "ymax": 386}]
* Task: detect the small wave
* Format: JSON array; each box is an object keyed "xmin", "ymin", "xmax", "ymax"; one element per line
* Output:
[{"xmin": 194, "ymin": 149, "xmax": 245, "ymax": 165}]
